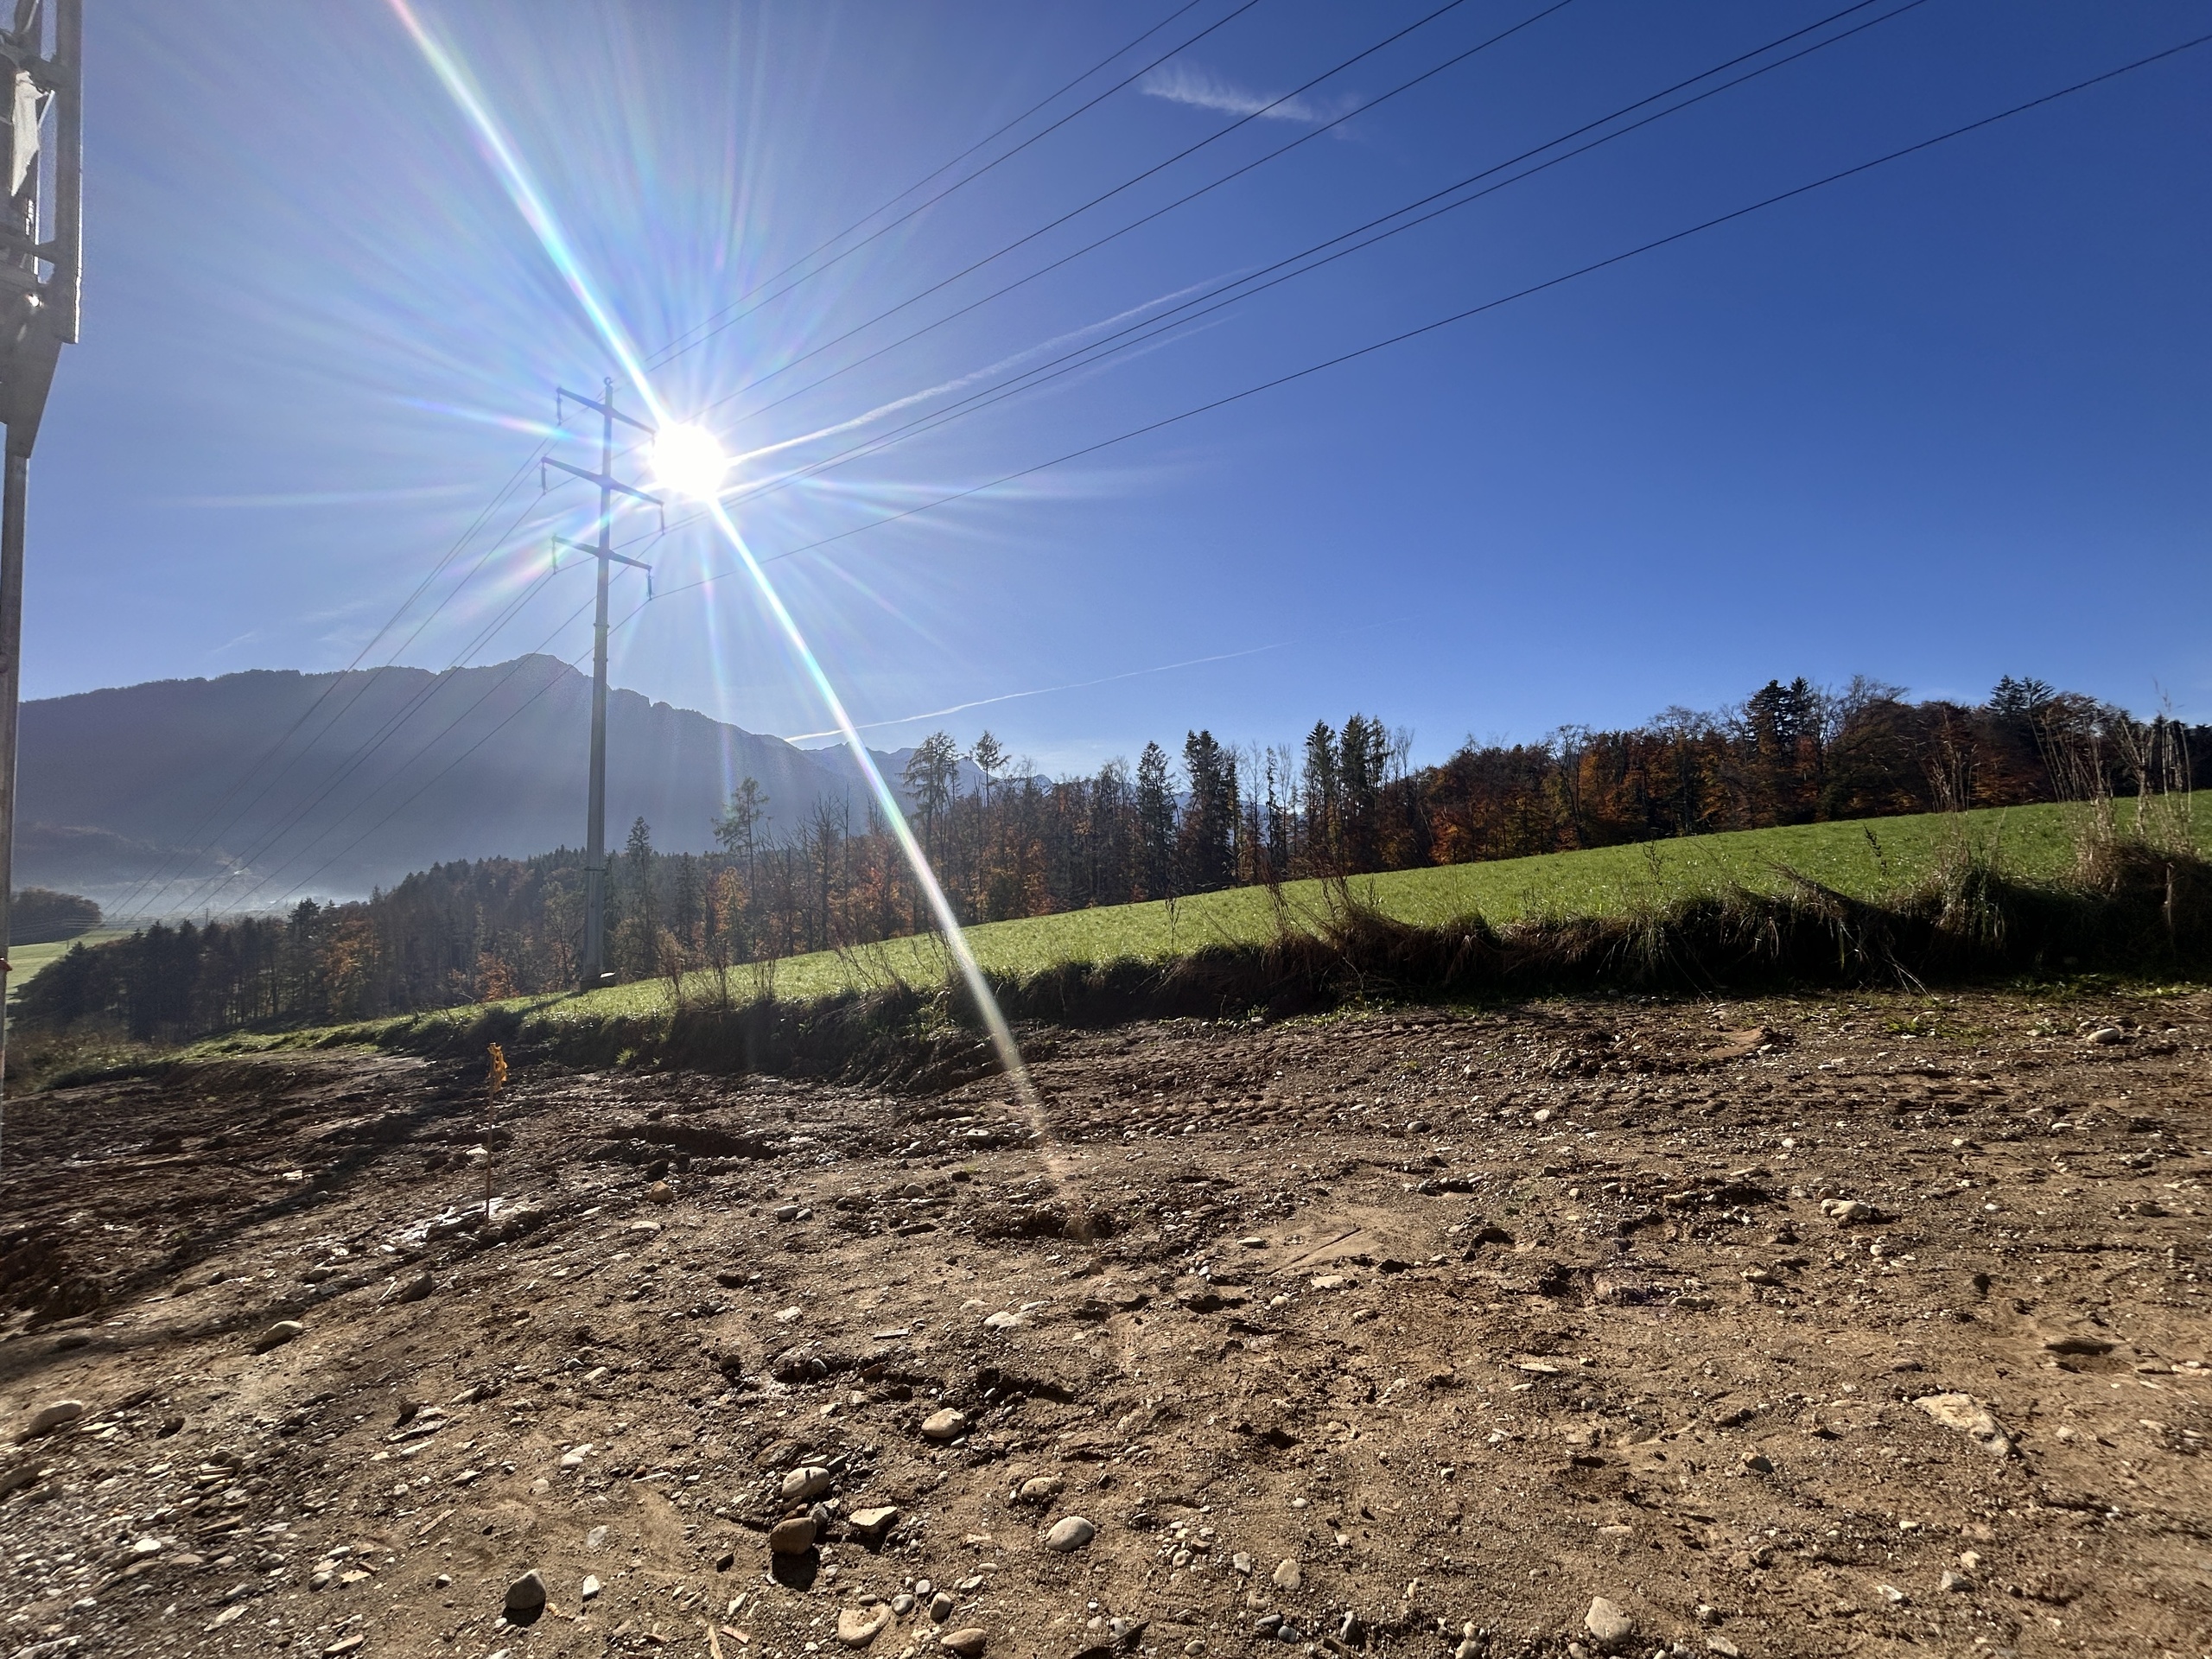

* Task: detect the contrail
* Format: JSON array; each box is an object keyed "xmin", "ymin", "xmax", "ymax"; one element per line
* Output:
[{"xmin": 782, "ymin": 640, "xmax": 1294, "ymax": 742}]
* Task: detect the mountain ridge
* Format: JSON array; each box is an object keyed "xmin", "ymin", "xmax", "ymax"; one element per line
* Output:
[{"xmin": 16, "ymin": 655, "xmax": 924, "ymax": 911}]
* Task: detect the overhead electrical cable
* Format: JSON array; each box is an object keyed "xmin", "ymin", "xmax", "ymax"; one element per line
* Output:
[
  {"xmin": 143, "ymin": 562, "xmax": 575, "ymax": 918},
  {"xmin": 703, "ymin": 0, "xmax": 1588, "ymax": 428},
  {"xmin": 140, "ymin": 496, "xmax": 667, "ymax": 919},
  {"xmin": 111, "ymin": 471, "xmax": 577, "ymax": 918},
  {"xmin": 180, "ymin": 23, "xmax": 2205, "ymax": 914},
  {"xmin": 611, "ymin": 0, "xmax": 1930, "ymax": 552},
  {"xmin": 629, "ymin": 33, "xmax": 2209, "ymax": 612},
  {"xmin": 196, "ymin": 516, "xmax": 673, "ymax": 914},
  {"xmin": 245, "ymin": 596, "xmax": 608, "ymax": 910},
  {"xmin": 696, "ymin": 0, "xmax": 1923, "ymax": 505},
  {"xmin": 641, "ymin": 0, "xmax": 1274, "ymax": 366},
  {"xmin": 130, "ymin": 12, "xmax": 1255, "ymax": 918},
  {"xmin": 144, "ymin": 558, "xmax": 580, "ymax": 918},
  {"xmin": 104, "ymin": 435, "xmax": 558, "ymax": 920},
  {"xmin": 647, "ymin": 0, "xmax": 1219, "ymax": 365},
  {"xmin": 654, "ymin": 0, "xmax": 1525, "ymax": 383}
]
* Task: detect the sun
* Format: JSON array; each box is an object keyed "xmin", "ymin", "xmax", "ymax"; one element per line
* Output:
[{"xmin": 650, "ymin": 422, "xmax": 728, "ymax": 499}]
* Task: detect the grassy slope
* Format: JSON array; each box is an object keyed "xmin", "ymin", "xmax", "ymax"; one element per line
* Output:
[
  {"xmin": 8, "ymin": 929, "xmax": 126, "ymax": 1002},
  {"xmin": 447, "ymin": 798, "xmax": 2205, "ymax": 1034}
]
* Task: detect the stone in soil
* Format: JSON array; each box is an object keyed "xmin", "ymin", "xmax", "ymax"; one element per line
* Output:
[
  {"xmin": 1045, "ymin": 1515, "xmax": 1096, "ymax": 1551},
  {"xmin": 942, "ymin": 1630, "xmax": 989, "ymax": 1657},
  {"xmin": 253, "ymin": 1319, "xmax": 306, "ymax": 1353},
  {"xmin": 1915, "ymin": 1393, "xmax": 2012, "ymax": 1459},
  {"xmin": 781, "ymin": 1464, "xmax": 834, "ymax": 1500},
  {"xmin": 837, "ymin": 1604, "xmax": 893, "ymax": 1647},
  {"xmin": 921, "ymin": 1408, "xmax": 969, "ymax": 1440},
  {"xmin": 15, "ymin": 1401, "xmax": 82, "ymax": 1440},
  {"xmin": 1584, "ymin": 1596, "xmax": 1633, "ymax": 1650},
  {"xmin": 503, "ymin": 1569, "xmax": 547, "ymax": 1619},
  {"xmin": 769, "ymin": 1516, "xmax": 817, "ymax": 1554}
]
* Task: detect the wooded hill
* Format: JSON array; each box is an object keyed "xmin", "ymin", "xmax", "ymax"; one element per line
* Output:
[{"xmin": 20, "ymin": 675, "xmax": 2205, "ymax": 1039}]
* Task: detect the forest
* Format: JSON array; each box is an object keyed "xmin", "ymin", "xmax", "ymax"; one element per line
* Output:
[{"xmin": 20, "ymin": 674, "xmax": 2204, "ymax": 1039}]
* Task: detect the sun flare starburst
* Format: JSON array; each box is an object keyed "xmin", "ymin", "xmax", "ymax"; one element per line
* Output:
[
  {"xmin": 649, "ymin": 422, "xmax": 728, "ymax": 500},
  {"xmin": 385, "ymin": 0, "xmax": 1057, "ymax": 1160}
]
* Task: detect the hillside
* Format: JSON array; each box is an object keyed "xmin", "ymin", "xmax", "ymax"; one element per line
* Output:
[
  {"xmin": 478, "ymin": 798, "xmax": 2212, "ymax": 1021},
  {"xmin": 14, "ymin": 657, "xmax": 925, "ymax": 910}
]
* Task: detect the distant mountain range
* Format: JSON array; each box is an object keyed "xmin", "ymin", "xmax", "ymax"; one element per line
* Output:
[{"xmin": 16, "ymin": 655, "xmax": 954, "ymax": 912}]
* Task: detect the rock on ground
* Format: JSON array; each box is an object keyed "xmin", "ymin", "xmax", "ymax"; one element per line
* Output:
[
  {"xmin": 502, "ymin": 1569, "xmax": 546, "ymax": 1618},
  {"xmin": 1585, "ymin": 1595, "xmax": 1634, "ymax": 1649},
  {"xmin": 1045, "ymin": 1515, "xmax": 1096, "ymax": 1552}
]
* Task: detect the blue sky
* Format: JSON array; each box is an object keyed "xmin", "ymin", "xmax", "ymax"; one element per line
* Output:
[{"xmin": 31, "ymin": 0, "xmax": 2212, "ymax": 777}]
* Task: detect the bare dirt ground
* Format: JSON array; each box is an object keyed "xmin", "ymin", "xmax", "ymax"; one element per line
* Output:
[{"xmin": 2, "ymin": 987, "xmax": 2208, "ymax": 1659}]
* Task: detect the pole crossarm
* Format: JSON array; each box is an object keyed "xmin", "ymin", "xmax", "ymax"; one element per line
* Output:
[
  {"xmin": 557, "ymin": 385, "xmax": 656, "ymax": 435},
  {"xmin": 551, "ymin": 534, "xmax": 651, "ymax": 574},
  {"xmin": 541, "ymin": 454, "xmax": 663, "ymax": 510}
]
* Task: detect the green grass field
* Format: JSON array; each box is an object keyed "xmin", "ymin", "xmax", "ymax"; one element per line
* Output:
[
  {"xmin": 8, "ymin": 928, "xmax": 125, "ymax": 1002},
  {"xmin": 486, "ymin": 797, "xmax": 2206, "ymax": 1031}
]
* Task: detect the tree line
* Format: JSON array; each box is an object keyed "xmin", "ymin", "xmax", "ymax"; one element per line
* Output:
[{"xmin": 20, "ymin": 674, "xmax": 2202, "ymax": 1039}]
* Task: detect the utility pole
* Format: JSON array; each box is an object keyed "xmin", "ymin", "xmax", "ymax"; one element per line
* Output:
[
  {"xmin": 545, "ymin": 380, "xmax": 658, "ymax": 988},
  {"xmin": 0, "ymin": 0, "xmax": 81, "ymax": 1128}
]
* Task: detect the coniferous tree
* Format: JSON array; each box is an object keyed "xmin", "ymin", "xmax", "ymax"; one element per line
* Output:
[
  {"xmin": 616, "ymin": 816, "xmax": 659, "ymax": 976},
  {"xmin": 1090, "ymin": 758, "xmax": 1134, "ymax": 906},
  {"xmin": 713, "ymin": 779, "xmax": 767, "ymax": 878},
  {"xmin": 1178, "ymin": 729, "xmax": 1238, "ymax": 893},
  {"xmin": 1338, "ymin": 715, "xmax": 1390, "ymax": 873},
  {"xmin": 1301, "ymin": 721, "xmax": 1340, "ymax": 874},
  {"xmin": 1135, "ymin": 741, "xmax": 1178, "ymax": 899}
]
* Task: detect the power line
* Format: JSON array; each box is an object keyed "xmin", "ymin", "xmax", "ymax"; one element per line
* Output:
[
  {"xmin": 645, "ymin": 0, "xmax": 1219, "ymax": 365},
  {"xmin": 656, "ymin": 0, "xmax": 1517, "ymax": 385},
  {"xmin": 632, "ymin": 32, "xmax": 2209, "ymax": 610},
  {"xmin": 112, "ymin": 448, "xmax": 569, "ymax": 919},
  {"xmin": 172, "ymin": 22, "xmax": 2205, "ymax": 918},
  {"xmin": 143, "ymin": 557, "xmax": 576, "ymax": 919},
  {"xmin": 700, "ymin": 0, "xmax": 1918, "ymax": 509},
  {"xmin": 115, "ymin": 422, "xmax": 681, "ymax": 922},
  {"xmin": 709, "ymin": 0, "xmax": 1593, "ymax": 434},
  {"xmin": 105, "ymin": 435, "xmax": 559, "ymax": 919},
  {"xmin": 137, "ymin": 460, "xmax": 654, "ymax": 920},
  {"xmin": 645, "ymin": 0, "xmax": 1269, "ymax": 369},
  {"xmin": 263, "ymin": 0, "xmax": 1932, "ymax": 820},
  {"xmin": 129, "ymin": 11, "xmax": 1255, "ymax": 922},
  {"xmin": 245, "ymin": 597, "xmax": 605, "ymax": 910},
  {"xmin": 607, "ymin": 0, "xmax": 1929, "ymax": 558},
  {"xmin": 210, "ymin": 521, "xmax": 668, "ymax": 914}
]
